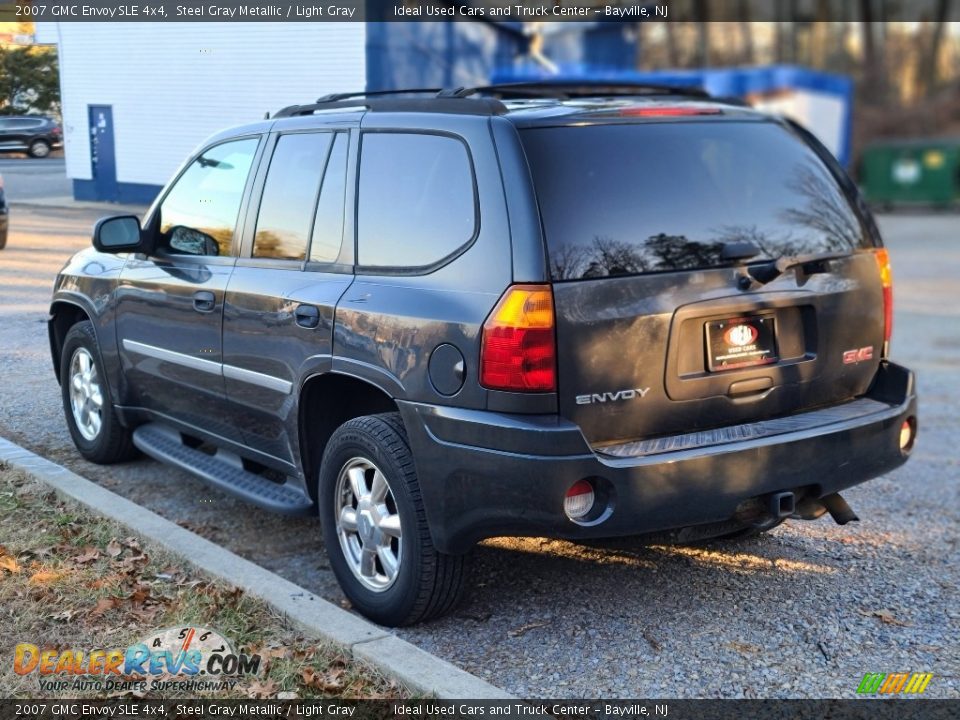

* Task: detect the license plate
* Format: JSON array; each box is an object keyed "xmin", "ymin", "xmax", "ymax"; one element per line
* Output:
[{"xmin": 706, "ymin": 315, "xmax": 778, "ymax": 371}]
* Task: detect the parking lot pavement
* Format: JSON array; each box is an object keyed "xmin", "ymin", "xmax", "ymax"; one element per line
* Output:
[
  {"xmin": 1, "ymin": 204, "xmax": 957, "ymax": 698},
  {"xmin": 0, "ymin": 155, "xmax": 71, "ymax": 201}
]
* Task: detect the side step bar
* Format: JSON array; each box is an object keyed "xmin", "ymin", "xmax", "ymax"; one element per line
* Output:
[{"xmin": 132, "ymin": 423, "xmax": 314, "ymax": 516}]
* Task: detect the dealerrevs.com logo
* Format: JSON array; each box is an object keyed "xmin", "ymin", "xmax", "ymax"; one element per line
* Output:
[
  {"xmin": 857, "ymin": 672, "xmax": 934, "ymax": 695},
  {"xmin": 14, "ymin": 626, "xmax": 261, "ymax": 693}
]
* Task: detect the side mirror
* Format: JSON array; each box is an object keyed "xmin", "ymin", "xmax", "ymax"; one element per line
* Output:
[{"xmin": 93, "ymin": 215, "xmax": 143, "ymax": 253}]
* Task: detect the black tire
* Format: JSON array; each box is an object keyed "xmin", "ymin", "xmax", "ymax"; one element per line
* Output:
[
  {"xmin": 60, "ymin": 321, "xmax": 137, "ymax": 464},
  {"xmin": 318, "ymin": 412, "xmax": 466, "ymax": 626},
  {"xmin": 28, "ymin": 139, "xmax": 51, "ymax": 158}
]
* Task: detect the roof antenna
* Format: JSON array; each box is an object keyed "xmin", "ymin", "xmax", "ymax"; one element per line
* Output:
[{"xmin": 264, "ymin": 111, "xmax": 270, "ymax": 120}]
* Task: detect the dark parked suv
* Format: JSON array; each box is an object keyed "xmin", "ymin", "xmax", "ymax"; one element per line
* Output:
[
  {"xmin": 49, "ymin": 85, "xmax": 917, "ymax": 626},
  {"xmin": 0, "ymin": 115, "xmax": 62, "ymax": 158}
]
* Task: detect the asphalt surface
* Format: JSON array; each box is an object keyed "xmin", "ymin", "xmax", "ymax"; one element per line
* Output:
[
  {"xmin": 0, "ymin": 155, "xmax": 71, "ymax": 201},
  {"xmin": 0, "ymin": 204, "xmax": 957, "ymax": 699}
]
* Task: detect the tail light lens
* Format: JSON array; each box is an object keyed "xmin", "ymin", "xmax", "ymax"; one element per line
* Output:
[
  {"xmin": 873, "ymin": 248, "xmax": 893, "ymax": 354},
  {"xmin": 480, "ymin": 284, "xmax": 556, "ymax": 392}
]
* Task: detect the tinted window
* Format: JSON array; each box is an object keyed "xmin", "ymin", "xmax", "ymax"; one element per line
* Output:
[
  {"xmin": 521, "ymin": 122, "xmax": 867, "ymax": 281},
  {"xmin": 160, "ymin": 138, "xmax": 259, "ymax": 256},
  {"xmin": 310, "ymin": 133, "xmax": 348, "ymax": 264},
  {"xmin": 253, "ymin": 133, "xmax": 332, "ymax": 261},
  {"xmin": 358, "ymin": 133, "xmax": 475, "ymax": 268}
]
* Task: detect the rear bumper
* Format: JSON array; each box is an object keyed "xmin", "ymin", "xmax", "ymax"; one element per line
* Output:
[{"xmin": 399, "ymin": 361, "xmax": 917, "ymax": 554}]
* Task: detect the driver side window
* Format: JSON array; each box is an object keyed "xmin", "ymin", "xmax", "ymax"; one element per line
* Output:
[{"xmin": 159, "ymin": 137, "xmax": 259, "ymax": 257}]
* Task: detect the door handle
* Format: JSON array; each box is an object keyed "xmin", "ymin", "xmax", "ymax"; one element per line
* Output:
[
  {"xmin": 192, "ymin": 290, "xmax": 216, "ymax": 313},
  {"xmin": 295, "ymin": 304, "xmax": 320, "ymax": 329}
]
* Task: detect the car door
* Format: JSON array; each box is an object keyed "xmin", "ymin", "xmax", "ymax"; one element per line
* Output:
[
  {"xmin": 115, "ymin": 135, "xmax": 263, "ymax": 440},
  {"xmin": 0, "ymin": 119, "xmax": 16, "ymax": 150},
  {"xmin": 222, "ymin": 128, "xmax": 355, "ymax": 467}
]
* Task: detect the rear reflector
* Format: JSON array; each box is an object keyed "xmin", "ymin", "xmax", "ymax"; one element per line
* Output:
[
  {"xmin": 619, "ymin": 107, "xmax": 722, "ymax": 117},
  {"xmin": 480, "ymin": 285, "xmax": 556, "ymax": 392},
  {"xmin": 873, "ymin": 249, "xmax": 893, "ymax": 353},
  {"xmin": 564, "ymin": 480, "xmax": 595, "ymax": 521},
  {"xmin": 899, "ymin": 418, "xmax": 916, "ymax": 454}
]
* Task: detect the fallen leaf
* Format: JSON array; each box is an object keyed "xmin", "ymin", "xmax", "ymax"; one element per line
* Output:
[
  {"xmin": 29, "ymin": 569, "xmax": 66, "ymax": 584},
  {"xmin": 0, "ymin": 555, "xmax": 20, "ymax": 574},
  {"xmin": 245, "ymin": 679, "xmax": 279, "ymax": 699},
  {"xmin": 128, "ymin": 588, "xmax": 150, "ymax": 606},
  {"xmin": 726, "ymin": 641, "xmax": 761, "ymax": 654},
  {"xmin": 74, "ymin": 547, "xmax": 100, "ymax": 564},
  {"xmin": 48, "ymin": 609, "xmax": 80, "ymax": 622},
  {"xmin": 643, "ymin": 628, "xmax": 663, "ymax": 652},
  {"xmin": 300, "ymin": 667, "xmax": 345, "ymax": 692},
  {"xmin": 91, "ymin": 597, "xmax": 120, "ymax": 617},
  {"xmin": 859, "ymin": 608, "xmax": 913, "ymax": 627},
  {"xmin": 508, "ymin": 620, "xmax": 550, "ymax": 637},
  {"xmin": 106, "ymin": 539, "xmax": 123, "ymax": 558},
  {"xmin": 256, "ymin": 646, "xmax": 292, "ymax": 661}
]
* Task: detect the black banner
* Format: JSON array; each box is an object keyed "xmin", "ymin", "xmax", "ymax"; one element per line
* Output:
[
  {"xmin": 2, "ymin": 0, "xmax": 960, "ymax": 23},
  {"xmin": 1, "ymin": 700, "xmax": 959, "ymax": 720}
]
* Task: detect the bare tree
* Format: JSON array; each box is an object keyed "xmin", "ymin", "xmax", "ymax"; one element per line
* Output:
[
  {"xmin": 918, "ymin": 0, "xmax": 951, "ymax": 92},
  {"xmin": 738, "ymin": 0, "xmax": 755, "ymax": 64}
]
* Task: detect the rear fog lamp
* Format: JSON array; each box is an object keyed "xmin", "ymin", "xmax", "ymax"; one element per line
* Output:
[{"xmin": 564, "ymin": 480, "xmax": 596, "ymax": 521}]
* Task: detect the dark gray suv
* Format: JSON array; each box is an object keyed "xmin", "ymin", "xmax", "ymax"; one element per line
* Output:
[{"xmin": 48, "ymin": 85, "xmax": 917, "ymax": 626}]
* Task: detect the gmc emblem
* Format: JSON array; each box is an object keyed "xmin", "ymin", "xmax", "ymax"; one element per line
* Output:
[{"xmin": 843, "ymin": 346, "xmax": 874, "ymax": 364}]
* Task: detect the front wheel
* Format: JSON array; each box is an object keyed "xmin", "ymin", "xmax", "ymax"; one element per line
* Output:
[
  {"xmin": 318, "ymin": 413, "xmax": 466, "ymax": 626},
  {"xmin": 60, "ymin": 321, "xmax": 137, "ymax": 463}
]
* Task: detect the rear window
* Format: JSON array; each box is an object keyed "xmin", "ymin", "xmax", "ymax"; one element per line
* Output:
[{"xmin": 520, "ymin": 122, "xmax": 867, "ymax": 281}]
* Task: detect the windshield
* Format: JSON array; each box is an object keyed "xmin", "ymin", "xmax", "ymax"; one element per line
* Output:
[{"xmin": 520, "ymin": 121, "xmax": 868, "ymax": 281}]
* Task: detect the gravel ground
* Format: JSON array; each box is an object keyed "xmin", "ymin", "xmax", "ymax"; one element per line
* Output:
[{"xmin": 1, "ymin": 204, "xmax": 957, "ymax": 698}]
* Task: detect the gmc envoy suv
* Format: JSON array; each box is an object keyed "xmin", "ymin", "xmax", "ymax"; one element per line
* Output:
[{"xmin": 49, "ymin": 84, "xmax": 917, "ymax": 626}]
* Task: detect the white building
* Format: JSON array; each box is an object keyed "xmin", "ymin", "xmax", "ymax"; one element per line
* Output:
[{"xmin": 36, "ymin": 23, "xmax": 366, "ymax": 203}]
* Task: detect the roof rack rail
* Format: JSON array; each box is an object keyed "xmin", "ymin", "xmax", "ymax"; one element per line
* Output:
[
  {"xmin": 274, "ymin": 88, "xmax": 509, "ymax": 119},
  {"xmin": 315, "ymin": 88, "xmax": 445, "ymax": 103},
  {"xmin": 440, "ymin": 81, "xmax": 712, "ymax": 100}
]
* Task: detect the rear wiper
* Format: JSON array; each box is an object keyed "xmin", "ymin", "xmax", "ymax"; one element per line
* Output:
[{"xmin": 749, "ymin": 250, "xmax": 850, "ymax": 285}]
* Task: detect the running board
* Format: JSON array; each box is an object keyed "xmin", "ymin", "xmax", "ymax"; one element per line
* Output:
[{"xmin": 132, "ymin": 424, "xmax": 314, "ymax": 515}]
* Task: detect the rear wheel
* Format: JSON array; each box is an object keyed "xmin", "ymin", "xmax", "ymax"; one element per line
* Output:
[
  {"xmin": 28, "ymin": 139, "xmax": 51, "ymax": 158},
  {"xmin": 60, "ymin": 321, "xmax": 136, "ymax": 463},
  {"xmin": 318, "ymin": 413, "xmax": 466, "ymax": 626}
]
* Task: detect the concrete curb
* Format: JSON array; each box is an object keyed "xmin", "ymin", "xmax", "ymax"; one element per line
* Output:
[{"xmin": 0, "ymin": 436, "xmax": 511, "ymax": 700}]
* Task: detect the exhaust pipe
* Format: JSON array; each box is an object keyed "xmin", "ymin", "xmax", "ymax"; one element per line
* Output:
[{"xmin": 820, "ymin": 493, "xmax": 859, "ymax": 525}]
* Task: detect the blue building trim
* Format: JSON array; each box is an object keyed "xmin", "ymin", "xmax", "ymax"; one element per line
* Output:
[{"xmin": 74, "ymin": 179, "xmax": 161, "ymax": 206}]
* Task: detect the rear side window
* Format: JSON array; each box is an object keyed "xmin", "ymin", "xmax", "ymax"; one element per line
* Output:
[
  {"xmin": 310, "ymin": 133, "xmax": 348, "ymax": 264},
  {"xmin": 357, "ymin": 132, "xmax": 476, "ymax": 269},
  {"xmin": 254, "ymin": 133, "xmax": 333, "ymax": 261},
  {"xmin": 521, "ymin": 122, "xmax": 867, "ymax": 280}
]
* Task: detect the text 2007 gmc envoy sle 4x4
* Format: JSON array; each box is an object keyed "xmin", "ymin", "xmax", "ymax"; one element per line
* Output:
[{"xmin": 49, "ymin": 84, "xmax": 917, "ymax": 626}]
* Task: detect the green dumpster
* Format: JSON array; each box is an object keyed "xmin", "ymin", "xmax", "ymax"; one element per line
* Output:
[{"xmin": 859, "ymin": 138, "xmax": 960, "ymax": 207}]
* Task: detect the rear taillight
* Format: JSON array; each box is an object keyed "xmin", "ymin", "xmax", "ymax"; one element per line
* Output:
[
  {"xmin": 480, "ymin": 284, "xmax": 556, "ymax": 392},
  {"xmin": 874, "ymin": 248, "xmax": 893, "ymax": 355}
]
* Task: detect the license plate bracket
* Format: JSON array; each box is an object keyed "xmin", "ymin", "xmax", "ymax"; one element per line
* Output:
[{"xmin": 706, "ymin": 314, "xmax": 778, "ymax": 372}]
